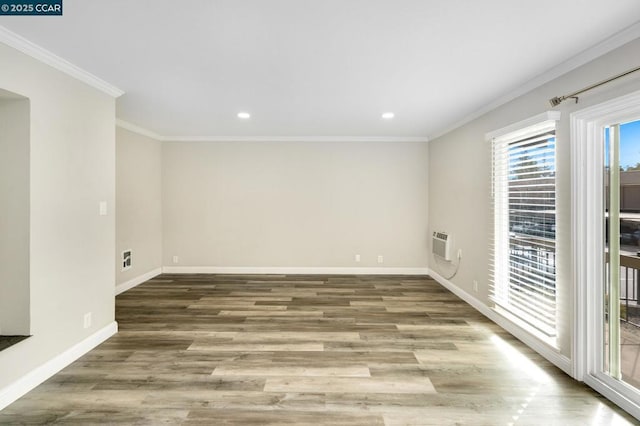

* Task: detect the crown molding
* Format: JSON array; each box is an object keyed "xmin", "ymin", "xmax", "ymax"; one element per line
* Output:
[
  {"xmin": 428, "ymin": 20, "xmax": 640, "ymax": 141},
  {"xmin": 114, "ymin": 122, "xmax": 429, "ymax": 143},
  {"xmin": 116, "ymin": 118, "xmax": 429, "ymax": 142},
  {"xmin": 0, "ymin": 25, "xmax": 123, "ymax": 98},
  {"xmin": 116, "ymin": 119, "xmax": 164, "ymax": 140},
  {"xmin": 164, "ymin": 135, "xmax": 429, "ymax": 143}
]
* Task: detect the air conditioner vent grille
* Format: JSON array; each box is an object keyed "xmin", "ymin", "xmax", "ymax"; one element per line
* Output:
[{"xmin": 432, "ymin": 231, "xmax": 451, "ymax": 261}]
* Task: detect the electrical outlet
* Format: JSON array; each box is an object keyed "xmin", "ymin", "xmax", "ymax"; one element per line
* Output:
[
  {"xmin": 377, "ymin": 255, "xmax": 384, "ymax": 264},
  {"xmin": 172, "ymin": 255, "xmax": 179, "ymax": 264},
  {"xmin": 83, "ymin": 312, "xmax": 92, "ymax": 329},
  {"xmin": 473, "ymin": 280, "xmax": 478, "ymax": 292},
  {"xmin": 122, "ymin": 249, "xmax": 132, "ymax": 271},
  {"xmin": 355, "ymin": 254, "xmax": 361, "ymax": 262}
]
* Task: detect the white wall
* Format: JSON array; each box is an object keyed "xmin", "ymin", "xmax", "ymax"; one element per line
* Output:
[
  {"xmin": 428, "ymin": 38, "xmax": 640, "ymax": 360},
  {"xmin": 0, "ymin": 93, "xmax": 29, "ymax": 336},
  {"xmin": 162, "ymin": 140, "xmax": 429, "ymax": 270},
  {"xmin": 116, "ymin": 127, "xmax": 162, "ymax": 286},
  {"xmin": 0, "ymin": 42, "xmax": 115, "ymax": 392}
]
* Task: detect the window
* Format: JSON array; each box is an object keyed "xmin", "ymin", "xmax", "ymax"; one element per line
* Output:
[{"xmin": 489, "ymin": 111, "xmax": 560, "ymax": 338}]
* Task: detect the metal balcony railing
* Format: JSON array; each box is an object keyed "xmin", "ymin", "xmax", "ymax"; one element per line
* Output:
[{"xmin": 619, "ymin": 253, "xmax": 640, "ymax": 327}]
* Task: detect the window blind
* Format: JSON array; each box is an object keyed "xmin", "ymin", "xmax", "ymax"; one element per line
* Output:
[{"xmin": 490, "ymin": 119, "xmax": 557, "ymax": 337}]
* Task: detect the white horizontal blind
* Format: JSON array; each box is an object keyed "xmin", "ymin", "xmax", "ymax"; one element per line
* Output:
[{"xmin": 490, "ymin": 119, "xmax": 557, "ymax": 337}]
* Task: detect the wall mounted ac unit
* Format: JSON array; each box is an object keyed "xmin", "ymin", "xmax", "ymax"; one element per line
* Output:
[{"xmin": 432, "ymin": 231, "xmax": 451, "ymax": 261}]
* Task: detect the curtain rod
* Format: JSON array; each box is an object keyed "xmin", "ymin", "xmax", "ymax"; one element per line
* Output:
[{"xmin": 549, "ymin": 65, "xmax": 640, "ymax": 107}]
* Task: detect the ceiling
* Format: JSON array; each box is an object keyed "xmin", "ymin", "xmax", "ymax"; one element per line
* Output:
[{"xmin": 1, "ymin": 1, "xmax": 640, "ymax": 139}]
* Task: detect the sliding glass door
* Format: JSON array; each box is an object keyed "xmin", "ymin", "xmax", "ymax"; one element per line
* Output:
[
  {"xmin": 604, "ymin": 119, "xmax": 640, "ymax": 390},
  {"xmin": 572, "ymin": 92, "xmax": 640, "ymax": 418}
]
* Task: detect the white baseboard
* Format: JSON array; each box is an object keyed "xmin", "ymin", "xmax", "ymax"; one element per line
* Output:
[
  {"xmin": 115, "ymin": 267, "xmax": 162, "ymax": 295},
  {"xmin": 0, "ymin": 321, "xmax": 118, "ymax": 411},
  {"xmin": 161, "ymin": 266, "xmax": 430, "ymax": 275},
  {"xmin": 428, "ymin": 268, "xmax": 572, "ymax": 376}
]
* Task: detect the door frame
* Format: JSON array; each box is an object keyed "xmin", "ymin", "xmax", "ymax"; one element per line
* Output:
[{"xmin": 571, "ymin": 89, "xmax": 640, "ymax": 419}]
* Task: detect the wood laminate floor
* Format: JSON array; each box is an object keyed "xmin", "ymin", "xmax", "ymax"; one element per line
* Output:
[{"xmin": 0, "ymin": 274, "xmax": 637, "ymax": 425}]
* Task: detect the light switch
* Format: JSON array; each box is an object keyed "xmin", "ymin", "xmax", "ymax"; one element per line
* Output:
[{"xmin": 99, "ymin": 201, "xmax": 107, "ymax": 216}]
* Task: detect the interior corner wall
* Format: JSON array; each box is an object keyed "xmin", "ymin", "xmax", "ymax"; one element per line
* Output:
[
  {"xmin": 116, "ymin": 127, "xmax": 162, "ymax": 285},
  {"xmin": 428, "ymin": 37, "xmax": 640, "ymax": 361},
  {"xmin": 162, "ymin": 140, "xmax": 429, "ymax": 269},
  {"xmin": 0, "ymin": 42, "xmax": 115, "ymax": 392}
]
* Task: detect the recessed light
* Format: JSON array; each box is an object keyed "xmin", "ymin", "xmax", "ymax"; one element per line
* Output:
[
  {"xmin": 382, "ymin": 112, "xmax": 395, "ymax": 119},
  {"xmin": 237, "ymin": 112, "xmax": 251, "ymax": 119}
]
